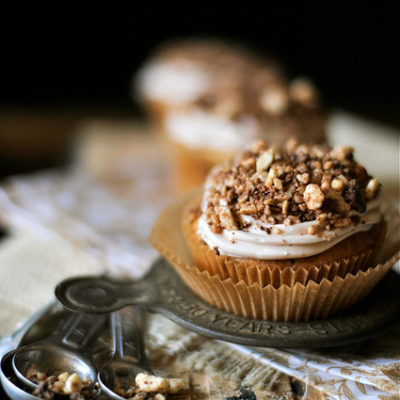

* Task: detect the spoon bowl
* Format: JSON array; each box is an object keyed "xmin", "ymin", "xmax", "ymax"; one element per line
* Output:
[
  {"xmin": 98, "ymin": 307, "xmax": 153, "ymax": 400},
  {"xmin": 1, "ymin": 350, "xmax": 47, "ymax": 400},
  {"xmin": 12, "ymin": 312, "xmax": 106, "ymax": 396},
  {"xmin": 13, "ymin": 342, "xmax": 97, "ymax": 391},
  {"xmin": 99, "ymin": 360, "xmax": 148, "ymax": 399}
]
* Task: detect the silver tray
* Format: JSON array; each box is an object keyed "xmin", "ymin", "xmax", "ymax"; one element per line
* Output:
[{"xmin": 56, "ymin": 258, "xmax": 400, "ymax": 348}]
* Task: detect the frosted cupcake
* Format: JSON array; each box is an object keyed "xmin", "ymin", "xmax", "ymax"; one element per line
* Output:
[
  {"xmin": 172, "ymin": 140, "xmax": 389, "ymax": 320},
  {"xmin": 136, "ymin": 39, "xmax": 280, "ymax": 128},
  {"xmin": 136, "ymin": 39, "xmax": 327, "ymax": 193},
  {"xmin": 150, "ymin": 140, "xmax": 399, "ymax": 320},
  {"xmin": 184, "ymin": 139, "xmax": 385, "ymax": 275}
]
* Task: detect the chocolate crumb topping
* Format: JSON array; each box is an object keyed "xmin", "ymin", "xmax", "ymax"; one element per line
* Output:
[{"xmin": 203, "ymin": 141, "xmax": 380, "ymax": 235}]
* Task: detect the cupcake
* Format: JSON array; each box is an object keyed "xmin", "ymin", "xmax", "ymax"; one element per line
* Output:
[
  {"xmin": 150, "ymin": 140, "xmax": 398, "ymax": 321},
  {"xmin": 136, "ymin": 39, "xmax": 327, "ymax": 193},
  {"xmin": 136, "ymin": 39, "xmax": 280, "ymax": 128}
]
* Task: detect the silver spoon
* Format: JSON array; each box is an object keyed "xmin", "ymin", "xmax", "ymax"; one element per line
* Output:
[
  {"xmin": 12, "ymin": 311, "xmax": 106, "ymax": 395},
  {"xmin": 0, "ymin": 303, "xmax": 58, "ymax": 400},
  {"xmin": 1, "ymin": 350, "xmax": 45, "ymax": 400},
  {"xmin": 98, "ymin": 306, "xmax": 152, "ymax": 400}
]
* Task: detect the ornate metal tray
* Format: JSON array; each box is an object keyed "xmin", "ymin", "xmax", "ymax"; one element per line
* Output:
[{"xmin": 56, "ymin": 258, "xmax": 400, "ymax": 348}]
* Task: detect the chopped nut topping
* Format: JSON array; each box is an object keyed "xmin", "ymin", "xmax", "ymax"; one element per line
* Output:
[
  {"xmin": 365, "ymin": 178, "xmax": 379, "ymax": 200},
  {"xmin": 282, "ymin": 199, "xmax": 289, "ymax": 215},
  {"xmin": 307, "ymin": 225, "xmax": 318, "ymax": 235},
  {"xmin": 331, "ymin": 178, "xmax": 344, "ymax": 192},
  {"xmin": 303, "ymin": 184, "xmax": 325, "ymax": 210},
  {"xmin": 29, "ymin": 370, "xmax": 98, "ymax": 399},
  {"xmin": 296, "ymin": 173, "xmax": 310, "ymax": 185},
  {"xmin": 273, "ymin": 178, "xmax": 283, "ymax": 190},
  {"xmin": 217, "ymin": 203, "xmax": 238, "ymax": 230},
  {"xmin": 256, "ymin": 149, "xmax": 275, "ymax": 172},
  {"xmin": 259, "ymin": 87, "xmax": 289, "ymax": 115},
  {"xmin": 135, "ymin": 373, "xmax": 170, "ymax": 393},
  {"xmin": 202, "ymin": 141, "xmax": 379, "ymax": 235},
  {"xmin": 115, "ymin": 372, "xmax": 185, "ymax": 400},
  {"xmin": 329, "ymin": 146, "xmax": 354, "ymax": 161}
]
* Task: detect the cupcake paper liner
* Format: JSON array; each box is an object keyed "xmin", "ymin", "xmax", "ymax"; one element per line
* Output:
[{"xmin": 149, "ymin": 193, "xmax": 400, "ymax": 321}]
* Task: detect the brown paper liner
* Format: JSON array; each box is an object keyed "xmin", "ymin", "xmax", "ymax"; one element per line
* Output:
[{"xmin": 149, "ymin": 193, "xmax": 400, "ymax": 321}]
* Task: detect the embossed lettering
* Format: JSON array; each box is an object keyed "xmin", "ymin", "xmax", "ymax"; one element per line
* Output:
[
  {"xmin": 239, "ymin": 322, "xmax": 255, "ymax": 333},
  {"xmin": 224, "ymin": 318, "xmax": 243, "ymax": 331},
  {"xmin": 277, "ymin": 325, "xmax": 291, "ymax": 335},
  {"xmin": 257, "ymin": 323, "xmax": 273, "ymax": 334},
  {"xmin": 309, "ymin": 323, "xmax": 328, "ymax": 335},
  {"xmin": 212, "ymin": 314, "xmax": 230, "ymax": 324},
  {"xmin": 191, "ymin": 308, "xmax": 207, "ymax": 317}
]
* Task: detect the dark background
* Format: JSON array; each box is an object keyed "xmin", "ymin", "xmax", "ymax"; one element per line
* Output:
[
  {"xmin": 1, "ymin": 5, "xmax": 399, "ymax": 117},
  {"xmin": 0, "ymin": 5, "xmax": 399, "ymax": 177}
]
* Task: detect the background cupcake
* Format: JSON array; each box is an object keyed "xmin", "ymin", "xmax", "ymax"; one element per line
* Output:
[
  {"xmin": 136, "ymin": 39, "xmax": 327, "ymax": 193},
  {"xmin": 151, "ymin": 140, "xmax": 397, "ymax": 321},
  {"xmin": 136, "ymin": 39, "xmax": 280, "ymax": 127}
]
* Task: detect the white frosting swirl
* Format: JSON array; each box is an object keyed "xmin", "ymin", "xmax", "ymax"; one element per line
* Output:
[
  {"xmin": 166, "ymin": 109, "xmax": 259, "ymax": 151},
  {"xmin": 197, "ymin": 195, "xmax": 381, "ymax": 260},
  {"xmin": 137, "ymin": 61, "xmax": 209, "ymax": 105}
]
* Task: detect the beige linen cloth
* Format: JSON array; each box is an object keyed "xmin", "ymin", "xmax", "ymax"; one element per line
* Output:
[{"xmin": 0, "ymin": 112, "xmax": 399, "ymax": 399}]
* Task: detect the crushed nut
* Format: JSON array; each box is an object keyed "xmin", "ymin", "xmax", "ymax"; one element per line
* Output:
[
  {"xmin": 325, "ymin": 189, "xmax": 351, "ymax": 213},
  {"xmin": 64, "ymin": 373, "xmax": 83, "ymax": 394},
  {"xmin": 115, "ymin": 372, "xmax": 185, "ymax": 400},
  {"xmin": 273, "ymin": 178, "xmax": 283, "ymax": 190},
  {"xmin": 329, "ymin": 146, "xmax": 354, "ymax": 161},
  {"xmin": 307, "ymin": 225, "xmax": 318, "ymax": 235},
  {"xmin": 256, "ymin": 149, "xmax": 275, "ymax": 172},
  {"xmin": 296, "ymin": 173, "xmax": 310, "ymax": 184},
  {"xmin": 259, "ymin": 86, "xmax": 289, "ymax": 115},
  {"xmin": 240, "ymin": 157, "xmax": 256, "ymax": 169},
  {"xmin": 331, "ymin": 178, "xmax": 344, "ymax": 192},
  {"xmin": 303, "ymin": 184, "xmax": 325, "ymax": 210},
  {"xmin": 238, "ymin": 204, "xmax": 258, "ymax": 214},
  {"xmin": 365, "ymin": 178, "xmax": 379, "ymax": 200},
  {"xmin": 135, "ymin": 373, "xmax": 170, "ymax": 393},
  {"xmin": 217, "ymin": 204, "xmax": 238, "ymax": 230},
  {"xmin": 29, "ymin": 370, "xmax": 98, "ymax": 399},
  {"xmin": 282, "ymin": 199, "xmax": 289, "ymax": 215},
  {"xmin": 36, "ymin": 372, "xmax": 47, "ymax": 381}
]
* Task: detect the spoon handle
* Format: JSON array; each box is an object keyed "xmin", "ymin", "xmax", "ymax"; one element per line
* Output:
[
  {"xmin": 52, "ymin": 312, "xmax": 107, "ymax": 350},
  {"xmin": 112, "ymin": 306, "xmax": 149, "ymax": 368}
]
